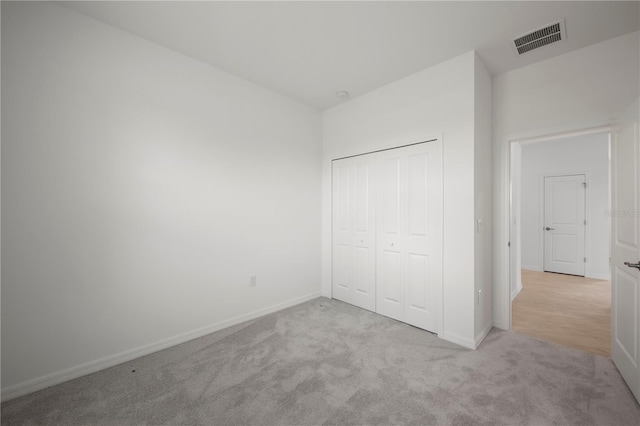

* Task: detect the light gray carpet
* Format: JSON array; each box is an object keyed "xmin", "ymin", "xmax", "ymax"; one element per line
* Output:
[{"xmin": 2, "ymin": 297, "xmax": 639, "ymax": 425}]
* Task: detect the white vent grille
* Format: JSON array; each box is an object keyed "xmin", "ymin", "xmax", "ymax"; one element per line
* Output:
[{"xmin": 512, "ymin": 19, "xmax": 566, "ymax": 55}]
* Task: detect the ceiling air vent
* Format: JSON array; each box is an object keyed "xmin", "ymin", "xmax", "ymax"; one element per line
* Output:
[{"xmin": 512, "ymin": 19, "xmax": 566, "ymax": 55}]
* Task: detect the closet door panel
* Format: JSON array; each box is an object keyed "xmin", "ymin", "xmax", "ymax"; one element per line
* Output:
[
  {"xmin": 352, "ymin": 158, "xmax": 376, "ymax": 310},
  {"xmin": 405, "ymin": 149, "xmax": 440, "ymax": 331},
  {"xmin": 381, "ymin": 158, "xmax": 401, "ymax": 236},
  {"xmin": 408, "ymin": 144, "xmax": 442, "ymax": 332},
  {"xmin": 333, "ymin": 244, "xmax": 350, "ymax": 291},
  {"xmin": 352, "ymin": 162, "xmax": 376, "ymax": 309},
  {"xmin": 379, "ymin": 247, "xmax": 403, "ymax": 319},
  {"xmin": 408, "ymin": 253, "xmax": 429, "ymax": 309},
  {"xmin": 376, "ymin": 155, "xmax": 405, "ymax": 321},
  {"xmin": 406, "ymin": 252, "xmax": 432, "ymax": 329},
  {"xmin": 332, "ymin": 163, "xmax": 353, "ymax": 304},
  {"xmin": 354, "ymin": 163, "xmax": 371, "ymax": 233},
  {"xmin": 375, "ymin": 143, "xmax": 442, "ymax": 333},
  {"xmin": 408, "ymin": 153, "xmax": 428, "ymax": 238},
  {"xmin": 332, "ymin": 155, "xmax": 376, "ymax": 311}
]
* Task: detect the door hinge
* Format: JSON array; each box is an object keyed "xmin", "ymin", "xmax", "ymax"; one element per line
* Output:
[
  {"xmin": 584, "ymin": 257, "xmax": 587, "ymax": 263},
  {"xmin": 508, "ymin": 241, "xmax": 511, "ymax": 247},
  {"xmin": 583, "ymin": 182, "xmax": 587, "ymax": 188},
  {"xmin": 584, "ymin": 219, "xmax": 587, "ymax": 225}
]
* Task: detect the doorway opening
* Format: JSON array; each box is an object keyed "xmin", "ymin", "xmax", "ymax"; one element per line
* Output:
[{"xmin": 509, "ymin": 128, "xmax": 611, "ymax": 356}]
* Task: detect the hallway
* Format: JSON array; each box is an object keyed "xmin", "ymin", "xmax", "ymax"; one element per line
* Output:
[{"xmin": 512, "ymin": 270, "xmax": 611, "ymax": 357}]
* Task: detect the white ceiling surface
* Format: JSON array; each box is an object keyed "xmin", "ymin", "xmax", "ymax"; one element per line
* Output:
[{"xmin": 60, "ymin": 1, "xmax": 639, "ymax": 109}]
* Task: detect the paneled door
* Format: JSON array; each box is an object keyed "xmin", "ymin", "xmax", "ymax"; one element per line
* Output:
[
  {"xmin": 376, "ymin": 142, "xmax": 443, "ymax": 332},
  {"xmin": 543, "ymin": 174, "xmax": 586, "ymax": 276},
  {"xmin": 332, "ymin": 153, "xmax": 376, "ymax": 311},
  {"xmin": 611, "ymin": 100, "xmax": 640, "ymax": 403}
]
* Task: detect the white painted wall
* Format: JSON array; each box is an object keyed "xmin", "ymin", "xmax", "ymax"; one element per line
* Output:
[
  {"xmin": 520, "ymin": 133, "xmax": 610, "ymax": 279},
  {"xmin": 493, "ymin": 31, "xmax": 640, "ymax": 329},
  {"xmin": 473, "ymin": 53, "xmax": 493, "ymax": 342},
  {"xmin": 322, "ymin": 51, "xmax": 489, "ymax": 349},
  {"xmin": 1, "ymin": 2, "xmax": 322, "ymax": 398}
]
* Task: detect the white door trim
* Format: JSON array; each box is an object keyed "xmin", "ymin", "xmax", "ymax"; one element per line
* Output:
[{"xmin": 500, "ymin": 123, "xmax": 612, "ymax": 331}]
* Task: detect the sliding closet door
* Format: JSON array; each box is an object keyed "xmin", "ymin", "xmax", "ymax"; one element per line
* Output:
[
  {"xmin": 376, "ymin": 141, "xmax": 442, "ymax": 332},
  {"xmin": 332, "ymin": 154, "xmax": 376, "ymax": 311}
]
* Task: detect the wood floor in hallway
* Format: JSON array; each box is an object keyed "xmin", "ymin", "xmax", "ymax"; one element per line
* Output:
[{"xmin": 512, "ymin": 270, "xmax": 611, "ymax": 357}]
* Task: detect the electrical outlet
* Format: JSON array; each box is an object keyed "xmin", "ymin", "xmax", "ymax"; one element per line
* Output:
[{"xmin": 250, "ymin": 275, "xmax": 257, "ymax": 287}]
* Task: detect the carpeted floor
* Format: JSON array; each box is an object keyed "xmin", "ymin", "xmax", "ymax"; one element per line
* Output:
[{"xmin": 2, "ymin": 297, "xmax": 639, "ymax": 425}]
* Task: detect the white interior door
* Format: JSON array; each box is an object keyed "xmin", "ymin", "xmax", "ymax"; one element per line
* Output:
[
  {"xmin": 376, "ymin": 142, "xmax": 442, "ymax": 332},
  {"xmin": 375, "ymin": 152, "xmax": 404, "ymax": 320},
  {"xmin": 611, "ymin": 100, "xmax": 640, "ymax": 403},
  {"xmin": 332, "ymin": 154, "xmax": 376, "ymax": 311},
  {"xmin": 543, "ymin": 174, "xmax": 586, "ymax": 276}
]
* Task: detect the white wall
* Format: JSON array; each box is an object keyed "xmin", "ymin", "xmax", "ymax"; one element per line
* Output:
[
  {"xmin": 1, "ymin": 2, "xmax": 322, "ymax": 398},
  {"xmin": 322, "ymin": 51, "xmax": 481, "ymax": 348},
  {"xmin": 473, "ymin": 53, "xmax": 493, "ymax": 342},
  {"xmin": 520, "ymin": 133, "xmax": 610, "ymax": 279},
  {"xmin": 493, "ymin": 31, "xmax": 640, "ymax": 329}
]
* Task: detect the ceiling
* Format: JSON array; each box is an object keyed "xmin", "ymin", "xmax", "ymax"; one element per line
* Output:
[{"xmin": 59, "ymin": 1, "xmax": 639, "ymax": 110}]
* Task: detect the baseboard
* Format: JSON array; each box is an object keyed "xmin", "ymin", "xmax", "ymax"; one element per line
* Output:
[
  {"xmin": 586, "ymin": 273, "xmax": 611, "ymax": 281},
  {"xmin": 440, "ymin": 331, "xmax": 476, "ymax": 350},
  {"xmin": 511, "ymin": 281, "xmax": 523, "ymax": 301},
  {"xmin": 492, "ymin": 320, "xmax": 508, "ymax": 331},
  {"xmin": 1, "ymin": 291, "xmax": 322, "ymax": 402},
  {"xmin": 521, "ymin": 265, "xmax": 541, "ymax": 272},
  {"xmin": 474, "ymin": 322, "xmax": 493, "ymax": 348}
]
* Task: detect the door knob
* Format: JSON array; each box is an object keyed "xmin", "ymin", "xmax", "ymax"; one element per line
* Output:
[
  {"xmin": 545, "ymin": 227, "xmax": 555, "ymax": 231},
  {"xmin": 624, "ymin": 261, "xmax": 640, "ymax": 270}
]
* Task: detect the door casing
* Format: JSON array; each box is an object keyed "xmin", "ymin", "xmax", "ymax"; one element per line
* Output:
[{"xmin": 504, "ymin": 125, "xmax": 612, "ymax": 330}]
